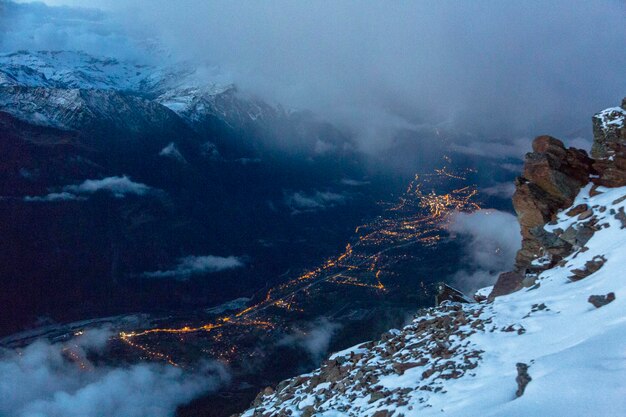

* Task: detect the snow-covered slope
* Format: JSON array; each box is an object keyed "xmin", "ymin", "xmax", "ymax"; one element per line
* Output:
[
  {"xmin": 0, "ymin": 50, "xmax": 264, "ymax": 131},
  {"xmin": 0, "ymin": 50, "xmax": 157, "ymax": 91},
  {"xmin": 241, "ymin": 184, "xmax": 626, "ymax": 417}
]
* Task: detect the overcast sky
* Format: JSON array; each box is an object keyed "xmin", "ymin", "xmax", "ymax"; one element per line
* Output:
[{"xmin": 2, "ymin": 0, "xmax": 626, "ymax": 153}]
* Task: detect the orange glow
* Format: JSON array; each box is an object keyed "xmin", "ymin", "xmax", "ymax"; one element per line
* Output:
[{"xmin": 117, "ymin": 161, "xmax": 481, "ymax": 365}]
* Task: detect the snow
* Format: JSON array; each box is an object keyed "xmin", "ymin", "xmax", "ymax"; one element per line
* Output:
[
  {"xmin": 594, "ymin": 106, "xmax": 626, "ymax": 129},
  {"xmin": 243, "ymin": 185, "xmax": 626, "ymax": 417},
  {"xmin": 0, "ymin": 50, "xmax": 277, "ymax": 130}
]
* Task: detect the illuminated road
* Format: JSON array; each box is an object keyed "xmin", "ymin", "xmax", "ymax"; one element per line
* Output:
[{"xmin": 119, "ymin": 163, "xmax": 481, "ymax": 366}]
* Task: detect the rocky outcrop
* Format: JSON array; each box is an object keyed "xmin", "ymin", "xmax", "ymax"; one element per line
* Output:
[
  {"xmin": 591, "ymin": 99, "xmax": 626, "ymax": 187},
  {"xmin": 511, "ymin": 135, "xmax": 593, "ymax": 273},
  {"xmin": 491, "ymin": 98, "xmax": 626, "ymax": 299}
]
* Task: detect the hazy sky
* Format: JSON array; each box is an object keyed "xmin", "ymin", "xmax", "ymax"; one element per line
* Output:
[{"xmin": 3, "ymin": 0, "xmax": 626, "ymax": 153}]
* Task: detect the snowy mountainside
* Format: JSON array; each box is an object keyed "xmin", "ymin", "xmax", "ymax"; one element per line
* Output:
[
  {"xmin": 241, "ymin": 184, "xmax": 626, "ymax": 417},
  {"xmin": 0, "ymin": 50, "xmax": 280, "ymax": 133},
  {"xmin": 0, "ymin": 50, "xmax": 197, "ymax": 94}
]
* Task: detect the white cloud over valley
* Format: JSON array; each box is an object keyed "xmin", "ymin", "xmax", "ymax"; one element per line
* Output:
[
  {"xmin": 0, "ymin": 328, "xmax": 228, "ymax": 417},
  {"xmin": 143, "ymin": 255, "xmax": 245, "ymax": 279}
]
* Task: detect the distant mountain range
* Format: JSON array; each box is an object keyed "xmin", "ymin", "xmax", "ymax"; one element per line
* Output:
[{"xmin": 0, "ymin": 49, "xmax": 378, "ymax": 335}]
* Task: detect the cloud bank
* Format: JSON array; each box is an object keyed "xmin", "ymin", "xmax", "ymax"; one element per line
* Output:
[
  {"xmin": 447, "ymin": 209, "xmax": 521, "ymax": 293},
  {"xmin": 3, "ymin": 1, "xmax": 626, "ymax": 154},
  {"xmin": 131, "ymin": 1, "xmax": 626, "ymax": 151},
  {"xmin": 143, "ymin": 255, "xmax": 245, "ymax": 279},
  {"xmin": 0, "ymin": 329, "xmax": 228, "ymax": 417}
]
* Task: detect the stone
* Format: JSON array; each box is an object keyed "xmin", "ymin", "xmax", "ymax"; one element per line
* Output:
[
  {"xmin": 301, "ymin": 406, "xmax": 315, "ymax": 417},
  {"xmin": 569, "ymin": 255, "xmax": 606, "ymax": 281},
  {"xmin": 588, "ymin": 292, "xmax": 616, "ymax": 308},
  {"xmin": 615, "ymin": 207, "xmax": 626, "ymax": 229},
  {"xmin": 591, "ymin": 104, "xmax": 626, "ymax": 160},
  {"xmin": 515, "ymin": 363, "xmax": 532, "ymax": 397},
  {"xmin": 369, "ymin": 391, "xmax": 385, "ymax": 403},
  {"xmin": 565, "ymin": 204, "xmax": 588, "ymax": 217},
  {"xmin": 489, "ymin": 271, "xmax": 523, "ymax": 300},
  {"xmin": 591, "ymin": 100, "xmax": 626, "ymax": 186},
  {"xmin": 392, "ymin": 362, "xmax": 421, "ymax": 375}
]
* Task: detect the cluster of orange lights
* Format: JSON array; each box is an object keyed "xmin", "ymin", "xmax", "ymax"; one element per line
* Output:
[{"xmin": 118, "ymin": 163, "xmax": 481, "ymax": 365}]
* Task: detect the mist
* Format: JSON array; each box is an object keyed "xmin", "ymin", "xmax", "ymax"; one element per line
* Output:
[
  {"xmin": 3, "ymin": 1, "xmax": 626, "ymax": 155},
  {"xmin": 0, "ymin": 329, "xmax": 229, "ymax": 417},
  {"xmin": 128, "ymin": 1, "xmax": 626, "ymax": 152},
  {"xmin": 446, "ymin": 209, "xmax": 521, "ymax": 293}
]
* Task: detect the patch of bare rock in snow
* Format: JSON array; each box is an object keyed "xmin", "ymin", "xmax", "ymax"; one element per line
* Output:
[{"xmin": 237, "ymin": 100, "xmax": 626, "ymax": 417}]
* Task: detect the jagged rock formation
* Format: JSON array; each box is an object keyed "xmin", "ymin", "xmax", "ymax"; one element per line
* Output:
[
  {"xmin": 491, "ymin": 98, "xmax": 626, "ymax": 299},
  {"xmin": 512, "ymin": 135, "xmax": 593, "ymax": 271},
  {"xmin": 591, "ymin": 98, "xmax": 626, "ymax": 187}
]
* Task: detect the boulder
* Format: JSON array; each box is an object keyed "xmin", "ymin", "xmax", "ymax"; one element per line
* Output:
[
  {"xmin": 489, "ymin": 271, "xmax": 523, "ymax": 301},
  {"xmin": 588, "ymin": 292, "xmax": 616, "ymax": 308}
]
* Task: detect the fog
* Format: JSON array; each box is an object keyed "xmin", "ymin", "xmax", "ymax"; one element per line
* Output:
[
  {"xmin": 446, "ymin": 209, "xmax": 521, "ymax": 293},
  {"xmin": 3, "ymin": 1, "xmax": 626, "ymax": 154},
  {"xmin": 0, "ymin": 329, "xmax": 229, "ymax": 417}
]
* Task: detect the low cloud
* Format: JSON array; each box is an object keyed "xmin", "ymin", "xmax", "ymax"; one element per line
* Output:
[
  {"xmin": 278, "ymin": 318, "xmax": 340, "ymax": 363},
  {"xmin": 284, "ymin": 190, "xmax": 347, "ymax": 213},
  {"xmin": 143, "ymin": 255, "xmax": 245, "ymax": 279},
  {"xmin": 481, "ymin": 182, "xmax": 516, "ymax": 199},
  {"xmin": 24, "ymin": 175, "xmax": 155, "ymax": 202},
  {"xmin": 24, "ymin": 192, "xmax": 82, "ymax": 202},
  {"xmin": 0, "ymin": 328, "xmax": 228, "ymax": 417},
  {"xmin": 446, "ymin": 209, "xmax": 520, "ymax": 293},
  {"xmin": 159, "ymin": 143, "xmax": 187, "ymax": 163},
  {"xmin": 450, "ymin": 137, "xmax": 531, "ymax": 160},
  {"xmin": 63, "ymin": 176, "xmax": 152, "ymax": 198},
  {"xmin": 500, "ymin": 163, "xmax": 523, "ymax": 174},
  {"xmin": 340, "ymin": 178, "xmax": 370, "ymax": 187},
  {"xmin": 23, "ymin": 177, "xmax": 152, "ymax": 202}
]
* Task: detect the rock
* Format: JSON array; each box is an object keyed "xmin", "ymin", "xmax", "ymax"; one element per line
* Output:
[
  {"xmin": 569, "ymin": 255, "xmax": 606, "ymax": 281},
  {"xmin": 512, "ymin": 135, "xmax": 594, "ymax": 273},
  {"xmin": 565, "ymin": 204, "xmax": 588, "ymax": 217},
  {"xmin": 392, "ymin": 362, "xmax": 421, "ymax": 375},
  {"xmin": 369, "ymin": 391, "xmax": 385, "ymax": 403},
  {"xmin": 559, "ymin": 224, "xmax": 595, "ymax": 248},
  {"xmin": 588, "ymin": 292, "xmax": 616, "ymax": 308},
  {"xmin": 615, "ymin": 207, "xmax": 626, "ymax": 229},
  {"xmin": 515, "ymin": 363, "xmax": 532, "ymax": 397},
  {"xmin": 591, "ymin": 100, "xmax": 626, "ymax": 186},
  {"xmin": 301, "ymin": 406, "xmax": 315, "ymax": 417},
  {"xmin": 372, "ymin": 411, "xmax": 391, "ymax": 417},
  {"xmin": 591, "ymin": 103, "xmax": 626, "ymax": 160},
  {"xmin": 489, "ymin": 271, "xmax": 523, "ymax": 301}
]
